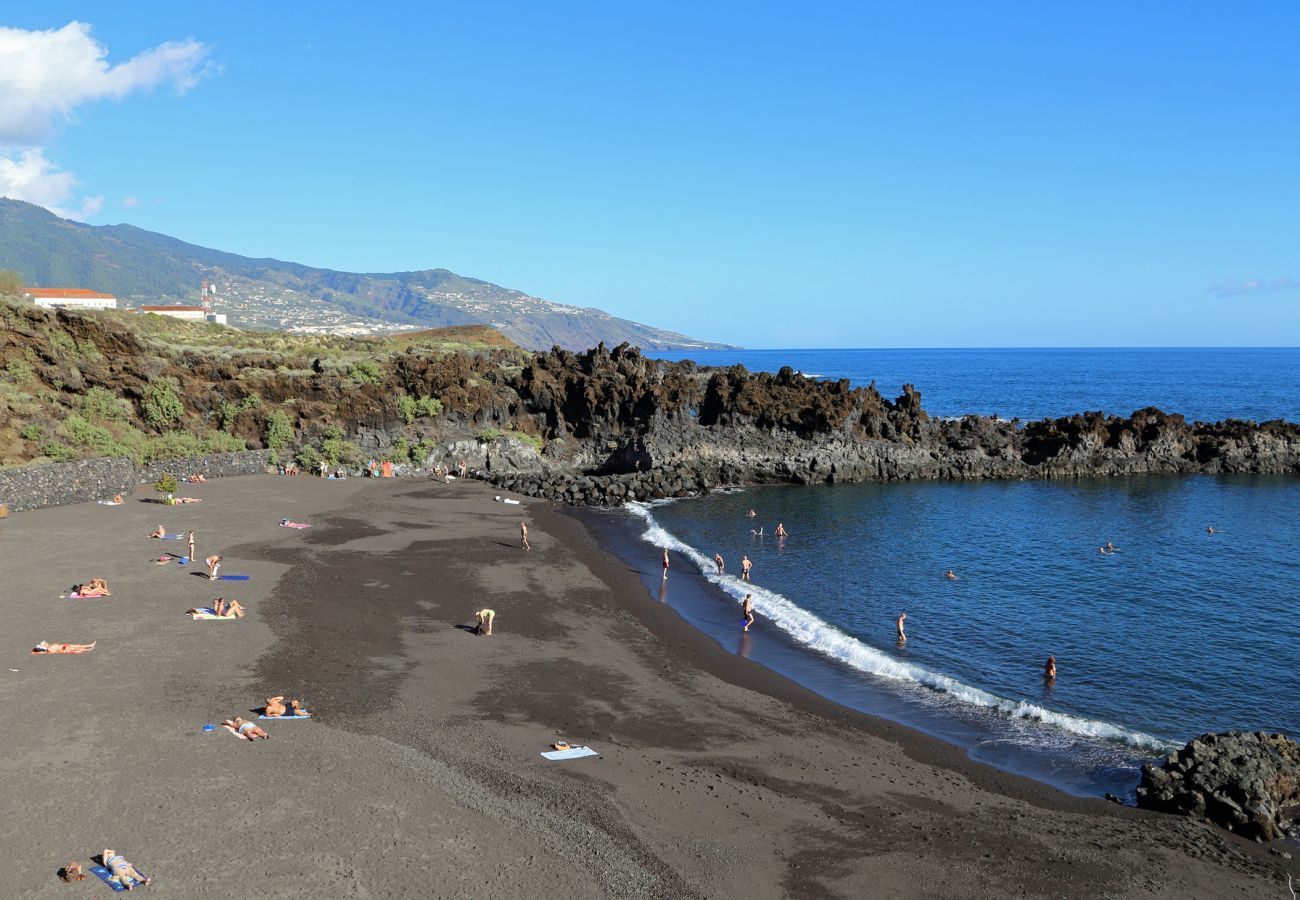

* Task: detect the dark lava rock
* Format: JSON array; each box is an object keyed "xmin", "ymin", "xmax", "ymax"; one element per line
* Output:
[{"xmin": 1136, "ymin": 731, "xmax": 1300, "ymax": 842}]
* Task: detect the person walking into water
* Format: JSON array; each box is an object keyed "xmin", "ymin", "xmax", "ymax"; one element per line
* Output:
[
  {"xmin": 742, "ymin": 594, "xmax": 755, "ymax": 632},
  {"xmin": 896, "ymin": 612, "xmax": 907, "ymax": 642},
  {"xmin": 520, "ymin": 521, "xmax": 531, "ymax": 551},
  {"xmin": 1044, "ymin": 656, "xmax": 1057, "ymax": 680},
  {"xmin": 741, "ymin": 555, "xmax": 752, "ymax": 582},
  {"xmin": 714, "ymin": 553, "xmax": 724, "ymax": 574},
  {"xmin": 662, "ymin": 548, "xmax": 670, "ymax": 579},
  {"xmin": 774, "ymin": 523, "xmax": 787, "ymax": 538}
]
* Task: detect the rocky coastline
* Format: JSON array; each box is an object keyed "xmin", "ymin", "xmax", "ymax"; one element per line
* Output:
[{"xmin": 454, "ymin": 343, "xmax": 1300, "ymax": 506}]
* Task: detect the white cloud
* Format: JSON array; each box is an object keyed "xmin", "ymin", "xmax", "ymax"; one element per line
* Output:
[
  {"xmin": 0, "ymin": 22, "xmax": 212, "ymax": 220},
  {"xmin": 1210, "ymin": 278, "xmax": 1300, "ymax": 298},
  {"xmin": 0, "ymin": 147, "xmax": 100, "ymax": 220},
  {"xmin": 121, "ymin": 195, "xmax": 141, "ymax": 207},
  {"xmin": 0, "ymin": 22, "xmax": 212, "ymax": 145}
]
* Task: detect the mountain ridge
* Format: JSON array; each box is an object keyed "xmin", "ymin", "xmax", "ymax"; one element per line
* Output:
[{"xmin": 0, "ymin": 198, "xmax": 737, "ymax": 351}]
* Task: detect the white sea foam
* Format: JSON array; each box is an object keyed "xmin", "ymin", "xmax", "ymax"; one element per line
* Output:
[{"xmin": 626, "ymin": 502, "xmax": 1176, "ymax": 752}]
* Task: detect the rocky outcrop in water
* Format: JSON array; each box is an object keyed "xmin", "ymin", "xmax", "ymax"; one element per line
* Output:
[
  {"xmin": 466, "ymin": 343, "xmax": 1300, "ymax": 505},
  {"xmin": 1136, "ymin": 732, "xmax": 1300, "ymax": 842}
]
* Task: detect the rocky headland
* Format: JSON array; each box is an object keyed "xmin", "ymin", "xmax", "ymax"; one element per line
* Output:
[{"xmin": 2, "ymin": 298, "xmax": 1298, "ymax": 506}]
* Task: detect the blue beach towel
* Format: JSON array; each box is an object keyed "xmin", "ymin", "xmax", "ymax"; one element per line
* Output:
[
  {"xmin": 540, "ymin": 746, "xmax": 599, "ymax": 760},
  {"xmin": 259, "ymin": 710, "xmax": 312, "ymax": 720},
  {"xmin": 216, "ymin": 574, "xmax": 250, "ymax": 581},
  {"xmin": 162, "ymin": 533, "xmax": 183, "ymax": 540},
  {"xmin": 90, "ymin": 864, "xmax": 148, "ymax": 892}
]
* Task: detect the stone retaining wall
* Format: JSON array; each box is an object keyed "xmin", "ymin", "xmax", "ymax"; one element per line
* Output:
[{"xmin": 0, "ymin": 450, "xmax": 274, "ymax": 513}]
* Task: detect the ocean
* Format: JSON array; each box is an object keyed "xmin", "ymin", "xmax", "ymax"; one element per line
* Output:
[{"xmin": 608, "ymin": 348, "xmax": 1300, "ymax": 796}]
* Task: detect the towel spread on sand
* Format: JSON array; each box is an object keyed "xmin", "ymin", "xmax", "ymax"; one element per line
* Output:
[
  {"xmin": 67, "ymin": 592, "xmax": 108, "ymax": 599},
  {"xmin": 259, "ymin": 710, "xmax": 312, "ymax": 719},
  {"xmin": 216, "ymin": 574, "xmax": 250, "ymax": 580},
  {"xmin": 188, "ymin": 608, "xmax": 237, "ymax": 620},
  {"xmin": 161, "ymin": 533, "xmax": 183, "ymax": 540},
  {"xmin": 279, "ymin": 522, "xmax": 312, "ymax": 528},
  {"xmin": 89, "ymin": 864, "xmax": 147, "ymax": 892},
  {"xmin": 96, "ymin": 500, "xmax": 124, "ymax": 505},
  {"xmin": 494, "ymin": 496, "xmax": 522, "ymax": 505},
  {"xmin": 540, "ymin": 746, "xmax": 599, "ymax": 760}
]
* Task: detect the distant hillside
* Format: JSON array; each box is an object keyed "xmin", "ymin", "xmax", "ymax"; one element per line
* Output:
[{"xmin": 0, "ymin": 199, "xmax": 737, "ymax": 352}]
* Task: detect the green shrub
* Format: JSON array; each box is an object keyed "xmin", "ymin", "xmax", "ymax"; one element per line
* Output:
[
  {"xmin": 241, "ymin": 392, "xmax": 262, "ymax": 410},
  {"xmin": 265, "ymin": 409, "xmax": 293, "ymax": 450},
  {"xmin": 142, "ymin": 379, "xmax": 184, "ymax": 427},
  {"xmin": 5, "ymin": 358, "xmax": 34, "ymax": 384},
  {"xmin": 409, "ymin": 439, "xmax": 436, "ymax": 465},
  {"xmin": 508, "ymin": 430, "xmax": 544, "ymax": 452},
  {"xmin": 204, "ymin": 430, "xmax": 246, "ymax": 453},
  {"xmin": 49, "ymin": 330, "xmax": 76, "ymax": 355},
  {"xmin": 147, "ymin": 430, "xmax": 207, "ymax": 459},
  {"xmin": 217, "ymin": 400, "xmax": 240, "ymax": 431},
  {"xmin": 40, "ymin": 440, "xmax": 79, "ymax": 462},
  {"xmin": 414, "ymin": 396, "xmax": 442, "ymax": 418},
  {"xmin": 321, "ymin": 437, "xmax": 362, "ymax": 467},
  {"xmin": 61, "ymin": 414, "xmax": 118, "ymax": 454},
  {"xmin": 397, "ymin": 394, "xmax": 417, "ymax": 424},
  {"xmin": 479, "ymin": 427, "xmax": 504, "ymax": 442},
  {"xmin": 348, "ymin": 360, "xmax": 383, "ymax": 384},
  {"xmin": 20, "ymin": 423, "xmax": 45, "ymax": 442},
  {"xmin": 81, "ymin": 386, "xmax": 127, "ymax": 422},
  {"xmin": 154, "ymin": 472, "xmax": 178, "ymax": 495},
  {"xmin": 78, "ymin": 339, "xmax": 102, "ymax": 362},
  {"xmin": 295, "ymin": 445, "xmax": 323, "ymax": 469}
]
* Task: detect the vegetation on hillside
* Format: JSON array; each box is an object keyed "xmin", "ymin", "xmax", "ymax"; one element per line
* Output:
[{"xmin": 0, "ymin": 291, "xmax": 527, "ymax": 468}]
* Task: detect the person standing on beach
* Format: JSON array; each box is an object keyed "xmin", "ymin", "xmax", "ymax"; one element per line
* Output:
[
  {"xmin": 896, "ymin": 612, "xmax": 907, "ymax": 642},
  {"xmin": 662, "ymin": 548, "xmax": 670, "ymax": 579},
  {"xmin": 475, "ymin": 608, "xmax": 495, "ymax": 635},
  {"xmin": 714, "ymin": 553, "xmax": 725, "ymax": 574},
  {"xmin": 206, "ymin": 555, "xmax": 222, "ymax": 580},
  {"xmin": 520, "ymin": 521, "xmax": 531, "ymax": 551},
  {"xmin": 741, "ymin": 555, "xmax": 752, "ymax": 582},
  {"xmin": 742, "ymin": 594, "xmax": 755, "ymax": 632},
  {"xmin": 187, "ymin": 530, "xmax": 196, "ymax": 563}
]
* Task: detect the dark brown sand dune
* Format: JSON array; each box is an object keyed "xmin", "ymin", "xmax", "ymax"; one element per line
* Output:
[{"xmin": 0, "ymin": 475, "xmax": 1290, "ymax": 897}]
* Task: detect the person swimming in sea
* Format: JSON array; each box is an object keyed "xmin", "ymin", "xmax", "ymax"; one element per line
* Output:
[
  {"xmin": 1105, "ymin": 541, "xmax": 1118, "ymax": 552},
  {"xmin": 944, "ymin": 569, "xmax": 957, "ymax": 580},
  {"xmin": 774, "ymin": 523, "xmax": 788, "ymax": 538},
  {"xmin": 1207, "ymin": 525, "xmax": 1215, "ymax": 535},
  {"xmin": 751, "ymin": 527, "xmax": 764, "ymax": 537},
  {"xmin": 1044, "ymin": 656, "xmax": 1057, "ymax": 680},
  {"xmin": 747, "ymin": 509, "xmax": 757, "ymax": 519}
]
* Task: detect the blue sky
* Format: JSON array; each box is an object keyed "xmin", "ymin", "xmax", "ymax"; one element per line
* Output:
[{"xmin": 2, "ymin": 3, "xmax": 1298, "ymax": 347}]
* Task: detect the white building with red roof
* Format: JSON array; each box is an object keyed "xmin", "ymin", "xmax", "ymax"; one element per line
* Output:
[{"xmin": 24, "ymin": 288, "xmax": 117, "ymax": 310}]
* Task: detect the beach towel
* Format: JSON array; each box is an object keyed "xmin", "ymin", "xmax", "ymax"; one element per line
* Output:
[
  {"xmin": 279, "ymin": 522, "xmax": 312, "ymax": 528},
  {"xmin": 161, "ymin": 533, "xmax": 183, "ymax": 540},
  {"xmin": 540, "ymin": 746, "xmax": 599, "ymax": 760},
  {"xmin": 67, "ymin": 592, "xmax": 108, "ymax": 599},
  {"xmin": 97, "ymin": 500, "xmax": 124, "ymax": 505},
  {"xmin": 215, "ymin": 574, "xmax": 250, "ymax": 581},
  {"xmin": 188, "ymin": 608, "xmax": 237, "ymax": 620},
  {"xmin": 494, "ymin": 496, "xmax": 522, "ymax": 505},
  {"xmin": 89, "ymin": 864, "xmax": 148, "ymax": 892},
  {"xmin": 259, "ymin": 710, "xmax": 311, "ymax": 720}
]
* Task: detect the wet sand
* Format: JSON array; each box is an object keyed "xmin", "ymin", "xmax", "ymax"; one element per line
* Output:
[{"xmin": 0, "ymin": 475, "xmax": 1289, "ymax": 897}]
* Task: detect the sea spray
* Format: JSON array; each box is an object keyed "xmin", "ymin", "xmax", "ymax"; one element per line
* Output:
[{"xmin": 627, "ymin": 501, "xmax": 1176, "ymax": 753}]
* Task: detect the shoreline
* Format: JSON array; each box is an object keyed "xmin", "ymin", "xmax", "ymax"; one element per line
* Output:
[{"xmin": 0, "ymin": 474, "xmax": 1289, "ymax": 897}]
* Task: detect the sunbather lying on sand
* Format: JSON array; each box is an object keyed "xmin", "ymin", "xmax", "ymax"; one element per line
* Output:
[
  {"xmin": 72, "ymin": 579, "xmax": 110, "ymax": 596},
  {"xmin": 59, "ymin": 861, "xmax": 85, "ymax": 882},
  {"xmin": 264, "ymin": 696, "xmax": 311, "ymax": 717},
  {"xmin": 189, "ymin": 472, "xmax": 207, "ymax": 483},
  {"xmin": 33, "ymin": 641, "xmax": 96, "ymax": 654},
  {"xmin": 186, "ymin": 598, "xmax": 244, "ymax": 618},
  {"xmin": 102, "ymin": 849, "xmax": 151, "ymax": 888},
  {"xmin": 174, "ymin": 496, "xmax": 203, "ymax": 504},
  {"xmin": 224, "ymin": 717, "xmax": 270, "ymax": 740}
]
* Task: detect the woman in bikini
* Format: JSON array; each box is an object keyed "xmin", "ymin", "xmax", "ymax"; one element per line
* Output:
[
  {"xmin": 101, "ymin": 849, "xmax": 150, "ymax": 889},
  {"xmin": 73, "ymin": 579, "xmax": 110, "ymax": 597},
  {"xmin": 224, "ymin": 717, "xmax": 270, "ymax": 740},
  {"xmin": 33, "ymin": 641, "xmax": 96, "ymax": 654}
]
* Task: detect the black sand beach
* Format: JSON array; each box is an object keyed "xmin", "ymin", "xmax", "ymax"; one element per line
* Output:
[{"xmin": 0, "ymin": 474, "xmax": 1290, "ymax": 897}]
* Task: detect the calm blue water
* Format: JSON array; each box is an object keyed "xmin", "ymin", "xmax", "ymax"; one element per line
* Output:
[
  {"xmin": 616, "ymin": 348, "xmax": 1299, "ymax": 796},
  {"xmin": 649, "ymin": 348, "xmax": 1300, "ymax": 423},
  {"xmin": 625, "ymin": 477, "xmax": 1300, "ymax": 796}
]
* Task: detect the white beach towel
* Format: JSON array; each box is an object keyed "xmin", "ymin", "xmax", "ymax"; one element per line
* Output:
[
  {"xmin": 494, "ymin": 496, "xmax": 522, "ymax": 505},
  {"xmin": 540, "ymin": 746, "xmax": 599, "ymax": 760}
]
